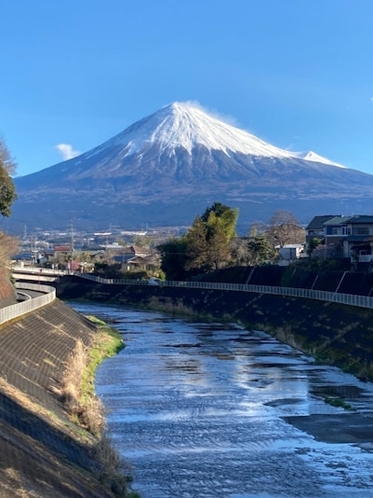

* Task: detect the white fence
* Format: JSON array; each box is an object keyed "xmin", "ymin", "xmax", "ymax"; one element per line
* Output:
[
  {"xmin": 0, "ymin": 283, "xmax": 56, "ymax": 325},
  {"xmin": 77, "ymin": 273, "xmax": 373, "ymax": 310}
]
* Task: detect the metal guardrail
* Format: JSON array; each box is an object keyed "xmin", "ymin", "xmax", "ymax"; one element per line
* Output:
[
  {"xmin": 76, "ymin": 273, "xmax": 373, "ymax": 310},
  {"xmin": 12, "ymin": 266, "xmax": 68, "ymax": 276},
  {"xmin": 0, "ymin": 283, "xmax": 56, "ymax": 325}
]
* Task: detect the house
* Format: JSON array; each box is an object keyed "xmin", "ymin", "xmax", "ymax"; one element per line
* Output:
[
  {"xmin": 305, "ymin": 215, "xmax": 339, "ymax": 254},
  {"xmin": 11, "ymin": 252, "xmax": 35, "ymax": 267},
  {"xmin": 54, "ymin": 245, "xmax": 72, "ymax": 258},
  {"xmin": 111, "ymin": 245, "xmax": 149, "ymax": 263},
  {"xmin": 123, "ymin": 245, "xmax": 148, "ymax": 260},
  {"xmin": 125, "ymin": 255, "xmax": 147, "ymax": 271},
  {"xmin": 306, "ymin": 215, "xmax": 373, "ymax": 266},
  {"xmin": 342, "ymin": 216, "xmax": 373, "ymax": 266}
]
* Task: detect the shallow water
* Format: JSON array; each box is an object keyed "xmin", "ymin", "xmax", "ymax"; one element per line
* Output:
[{"xmin": 72, "ymin": 303, "xmax": 373, "ymax": 497}]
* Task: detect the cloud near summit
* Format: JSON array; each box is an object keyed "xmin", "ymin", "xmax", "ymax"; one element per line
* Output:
[{"xmin": 56, "ymin": 143, "xmax": 81, "ymax": 160}]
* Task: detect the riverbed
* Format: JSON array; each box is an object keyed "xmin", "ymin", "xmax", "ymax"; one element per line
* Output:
[{"xmin": 72, "ymin": 303, "xmax": 373, "ymax": 497}]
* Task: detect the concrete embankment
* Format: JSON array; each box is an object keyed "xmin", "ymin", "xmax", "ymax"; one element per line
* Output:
[
  {"xmin": 0, "ymin": 298, "xmax": 116, "ymax": 498},
  {"xmin": 56, "ymin": 275, "xmax": 373, "ymax": 381}
]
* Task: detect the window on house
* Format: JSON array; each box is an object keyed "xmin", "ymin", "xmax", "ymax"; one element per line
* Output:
[
  {"xmin": 353, "ymin": 227, "xmax": 370, "ymax": 235},
  {"xmin": 331, "ymin": 227, "xmax": 350, "ymax": 235}
]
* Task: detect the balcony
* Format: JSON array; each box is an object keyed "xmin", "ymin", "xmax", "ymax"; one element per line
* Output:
[{"xmin": 357, "ymin": 254, "xmax": 373, "ymax": 263}]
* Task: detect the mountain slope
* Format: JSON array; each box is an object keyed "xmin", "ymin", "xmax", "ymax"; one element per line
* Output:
[{"xmin": 10, "ymin": 101, "xmax": 373, "ymax": 232}]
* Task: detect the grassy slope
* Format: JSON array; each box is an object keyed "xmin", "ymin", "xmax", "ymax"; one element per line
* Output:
[{"xmin": 0, "ymin": 298, "xmax": 130, "ymax": 498}]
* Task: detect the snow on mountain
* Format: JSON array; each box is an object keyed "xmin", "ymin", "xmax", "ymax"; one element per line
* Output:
[
  {"xmin": 13, "ymin": 100, "xmax": 369, "ymax": 233},
  {"xmin": 79, "ymin": 101, "xmax": 349, "ymax": 173},
  {"xmin": 295, "ymin": 150, "xmax": 346, "ymax": 168},
  {"xmin": 85, "ymin": 101, "xmax": 295, "ymax": 160}
]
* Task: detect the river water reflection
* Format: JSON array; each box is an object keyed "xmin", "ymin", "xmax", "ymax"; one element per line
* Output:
[{"xmin": 72, "ymin": 303, "xmax": 373, "ymax": 497}]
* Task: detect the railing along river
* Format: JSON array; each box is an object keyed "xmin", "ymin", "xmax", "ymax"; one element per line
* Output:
[
  {"xmin": 0, "ymin": 282, "xmax": 56, "ymax": 325},
  {"xmin": 77, "ymin": 273, "xmax": 373, "ymax": 310}
]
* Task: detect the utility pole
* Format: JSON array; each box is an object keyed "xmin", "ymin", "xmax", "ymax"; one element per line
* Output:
[{"xmin": 68, "ymin": 221, "xmax": 74, "ymax": 252}]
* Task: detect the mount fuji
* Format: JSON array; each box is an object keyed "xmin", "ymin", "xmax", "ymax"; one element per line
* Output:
[{"xmin": 10, "ymin": 101, "xmax": 373, "ymax": 233}]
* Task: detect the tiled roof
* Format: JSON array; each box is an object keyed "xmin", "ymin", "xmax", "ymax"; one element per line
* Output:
[
  {"xmin": 323, "ymin": 216, "xmax": 355, "ymax": 226},
  {"xmin": 54, "ymin": 245, "xmax": 71, "ymax": 251},
  {"xmin": 305, "ymin": 215, "xmax": 339, "ymax": 230},
  {"xmin": 348, "ymin": 215, "xmax": 373, "ymax": 224}
]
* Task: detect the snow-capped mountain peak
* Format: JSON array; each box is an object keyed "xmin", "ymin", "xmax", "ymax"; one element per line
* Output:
[
  {"xmin": 102, "ymin": 101, "xmax": 295, "ymax": 159},
  {"xmin": 295, "ymin": 150, "xmax": 346, "ymax": 168},
  {"xmin": 82, "ymin": 101, "xmax": 347, "ymax": 170},
  {"xmin": 14, "ymin": 100, "xmax": 373, "ymax": 234}
]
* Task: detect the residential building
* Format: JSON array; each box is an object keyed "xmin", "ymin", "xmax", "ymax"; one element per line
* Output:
[{"xmin": 306, "ymin": 215, "xmax": 373, "ymax": 266}]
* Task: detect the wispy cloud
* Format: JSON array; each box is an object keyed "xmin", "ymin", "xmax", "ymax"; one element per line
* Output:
[{"xmin": 55, "ymin": 143, "xmax": 81, "ymax": 160}]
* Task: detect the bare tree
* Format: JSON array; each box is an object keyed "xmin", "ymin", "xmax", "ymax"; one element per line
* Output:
[
  {"xmin": 0, "ymin": 138, "xmax": 16, "ymax": 175},
  {"xmin": 266, "ymin": 210, "xmax": 305, "ymax": 247},
  {"xmin": 0, "ymin": 232, "xmax": 19, "ymax": 268}
]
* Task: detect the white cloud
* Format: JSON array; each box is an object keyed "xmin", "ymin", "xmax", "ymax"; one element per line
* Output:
[{"xmin": 55, "ymin": 143, "xmax": 81, "ymax": 160}]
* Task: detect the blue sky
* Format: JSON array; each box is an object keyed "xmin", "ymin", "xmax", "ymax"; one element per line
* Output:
[{"xmin": 1, "ymin": 0, "xmax": 373, "ymax": 177}]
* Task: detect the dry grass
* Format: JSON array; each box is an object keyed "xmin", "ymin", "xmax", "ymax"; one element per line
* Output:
[
  {"xmin": 59, "ymin": 338, "xmax": 106, "ymax": 435},
  {"xmin": 0, "ymin": 377, "xmax": 92, "ymax": 444},
  {"xmin": 94, "ymin": 436, "xmax": 130, "ymax": 495},
  {"xmin": 79, "ymin": 395, "xmax": 104, "ymax": 437},
  {"xmin": 58, "ymin": 326, "xmax": 131, "ymax": 496},
  {"xmin": 60, "ymin": 339, "xmax": 87, "ymax": 414},
  {"xmin": 148, "ymin": 295, "xmax": 195, "ymax": 315}
]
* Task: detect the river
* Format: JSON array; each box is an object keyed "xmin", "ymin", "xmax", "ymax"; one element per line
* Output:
[{"xmin": 71, "ymin": 302, "xmax": 373, "ymax": 497}]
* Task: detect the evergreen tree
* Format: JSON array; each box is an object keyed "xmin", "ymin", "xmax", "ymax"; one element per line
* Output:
[
  {"xmin": 201, "ymin": 202, "xmax": 239, "ymax": 242},
  {"xmin": 0, "ymin": 139, "xmax": 17, "ymax": 217},
  {"xmin": 158, "ymin": 202, "xmax": 239, "ymax": 279},
  {"xmin": 247, "ymin": 234, "xmax": 277, "ymax": 266},
  {"xmin": 158, "ymin": 238, "xmax": 188, "ymax": 280},
  {"xmin": 184, "ymin": 216, "xmax": 210, "ymax": 273},
  {"xmin": 206, "ymin": 216, "xmax": 232, "ymax": 269}
]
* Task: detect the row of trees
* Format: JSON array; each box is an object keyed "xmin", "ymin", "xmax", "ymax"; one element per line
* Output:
[{"xmin": 158, "ymin": 203, "xmax": 305, "ymax": 280}]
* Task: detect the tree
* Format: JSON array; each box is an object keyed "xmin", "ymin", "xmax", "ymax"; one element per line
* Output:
[
  {"xmin": 247, "ymin": 234, "xmax": 277, "ymax": 266},
  {"xmin": 307, "ymin": 237, "xmax": 322, "ymax": 257},
  {"xmin": 184, "ymin": 216, "xmax": 210, "ymax": 273},
  {"xmin": 158, "ymin": 202, "xmax": 240, "ymax": 279},
  {"xmin": 206, "ymin": 218, "xmax": 232, "ymax": 269},
  {"xmin": 248, "ymin": 221, "xmax": 267, "ymax": 238},
  {"xmin": 0, "ymin": 232, "xmax": 19, "ymax": 268},
  {"xmin": 230, "ymin": 237, "xmax": 251, "ymax": 266},
  {"xmin": 200, "ymin": 202, "xmax": 239, "ymax": 270},
  {"xmin": 0, "ymin": 138, "xmax": 17, "ymax": 217},
  {"xmin": 266, "ymin": 210, "xmax": 305, "ymax": 247},
  {"xmin": 201, "ymin": 202, "xmax": 239, "ymax": 242},
  {"xmin": 133, "ymin": 234, "xmax": 151, "ymax": 247},
  {"xmin": 158, "ymin": 238, "xmax": 188, "ymax": 281}
]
